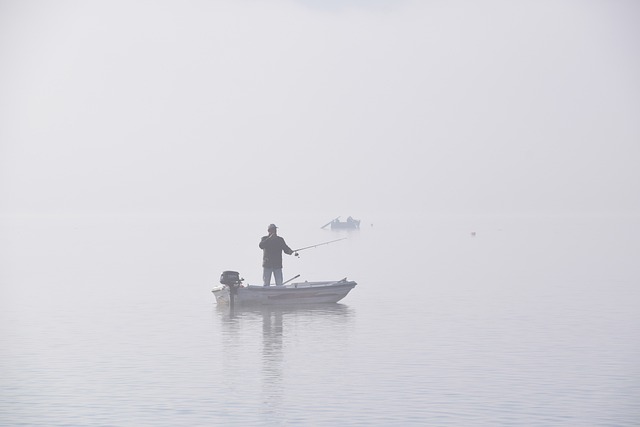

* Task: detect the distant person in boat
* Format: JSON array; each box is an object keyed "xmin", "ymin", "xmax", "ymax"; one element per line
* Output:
[{"xmin": 259, "ymin": 223, "xmax": 294, "ymax": 287}]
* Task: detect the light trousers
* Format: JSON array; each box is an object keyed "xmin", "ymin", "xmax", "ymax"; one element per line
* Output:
[{"xmin": 263, "ymin": 267, "xmax": 283, "ymax": 286}]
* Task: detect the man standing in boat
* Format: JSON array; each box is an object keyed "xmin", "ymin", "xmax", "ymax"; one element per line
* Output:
[{"xmin": 259, "ymin": 223, "xmax": 294, "ymax": 287}]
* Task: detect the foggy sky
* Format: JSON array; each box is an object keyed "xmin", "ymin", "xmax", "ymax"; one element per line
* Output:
[{"xmin": 1, "ymin": 0, "xmax": 639, "ymax": 218}]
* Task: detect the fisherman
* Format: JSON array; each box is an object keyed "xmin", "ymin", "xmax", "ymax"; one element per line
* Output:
[{"xmin": 259, "ymin": 224, "xmax": 294, "ymax": 286}]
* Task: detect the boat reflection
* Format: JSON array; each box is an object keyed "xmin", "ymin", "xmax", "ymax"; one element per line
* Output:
[
  {"xmin": 215, "ymin": 303, "xmax": 355, "ymax": 419},
  {"xmin": 217, "ymin": 302, "xmax": 353, "ymax": 317}
]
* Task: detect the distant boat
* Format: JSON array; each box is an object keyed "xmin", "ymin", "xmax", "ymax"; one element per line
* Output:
[
  {"xmin": 212, "ymin": 278, "xmax": 357, "ymax": 306},
  {"xmin": 321, "ymin": 216, "xmax": 361, "ymax": 230}
]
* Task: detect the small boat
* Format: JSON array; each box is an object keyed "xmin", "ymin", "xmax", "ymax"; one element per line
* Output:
[
  {"xmin": 323, "ymin": 216, "xmax": 360, "ymax": 230},
  {"xmin": 212, "ymin": 271, "xmax": 357, "ymax": 306}
]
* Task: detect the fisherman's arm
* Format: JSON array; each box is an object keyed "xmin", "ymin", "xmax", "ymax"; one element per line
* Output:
[{"xmin": 282, "ymin": 239, "xmax": 294, "ymax": 255}]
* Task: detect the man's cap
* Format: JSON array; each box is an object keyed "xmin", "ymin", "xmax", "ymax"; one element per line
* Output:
[{"xmin": 268, "ymin": 223, "xmax": 277, "ymax": 230}]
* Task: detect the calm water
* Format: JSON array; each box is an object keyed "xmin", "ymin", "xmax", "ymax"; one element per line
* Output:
[{"xmin": 1, "ymin": 213, "xmax": 639, "ymax": 426}]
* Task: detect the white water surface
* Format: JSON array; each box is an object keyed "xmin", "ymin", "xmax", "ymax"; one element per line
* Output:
[{"xmin": 1, "ymin": 213, "xmax": 638, "ymax": 426}]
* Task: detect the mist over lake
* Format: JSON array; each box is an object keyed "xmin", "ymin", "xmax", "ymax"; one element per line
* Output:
[
  {"xmin": 1, "ymin": 213, "xmax": 639, "ymax": 425},
  {"xmin": 1, "ymin": 0, "xmax": 639, "ymax": 425}
]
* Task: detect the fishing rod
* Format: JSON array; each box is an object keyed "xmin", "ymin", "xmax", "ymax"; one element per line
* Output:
[{"xmin": 293, "ymin": 237, "xmax": 347, "ymax": 256}]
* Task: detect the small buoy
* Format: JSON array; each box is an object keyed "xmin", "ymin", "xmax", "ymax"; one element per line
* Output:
[{"xmin": 471, "ymin": 232, "xmax": 476, "ymax": 237}]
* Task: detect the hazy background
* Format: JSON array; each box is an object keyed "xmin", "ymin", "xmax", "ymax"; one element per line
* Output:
[
  {"xmin": 2, "ymin": 2, "xmax": 640, "ymax": 425},
  {"xmin": 1, "ymin": 0, "xmax": 639, "ymax": 219}
]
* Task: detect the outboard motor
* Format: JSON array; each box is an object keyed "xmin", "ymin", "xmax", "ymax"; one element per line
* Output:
[
  {"xmin": 220, "ymin": 270, "xmax": 242, "ymax": 286},
  {"xmin": 220, "ymin": 271, "xmax": 243, "ymax": 308}
]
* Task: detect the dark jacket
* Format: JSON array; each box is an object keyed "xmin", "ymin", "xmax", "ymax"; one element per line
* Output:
[{"xmin": 259, "ymin": 235, "xmax": 293, "ymax": 268}]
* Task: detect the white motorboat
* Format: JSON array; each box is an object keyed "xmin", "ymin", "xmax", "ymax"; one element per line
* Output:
[{"xmin": 212, "ymin": 271, "xmax": 357, "ymax": 306}]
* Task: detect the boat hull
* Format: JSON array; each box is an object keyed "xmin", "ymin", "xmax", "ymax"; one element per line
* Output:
[
  {"xmin": 330, "ymin": 221, "xmax": 360, "ymax": 229},
  {"xmin": 212, "ymin": 280, "xmax": 357, "ymax": 306}
]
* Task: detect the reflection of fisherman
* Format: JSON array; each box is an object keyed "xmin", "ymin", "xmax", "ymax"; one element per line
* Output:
[{"xmin": 259, "ymin": 224, "xmax": 294, "ymax": 287}]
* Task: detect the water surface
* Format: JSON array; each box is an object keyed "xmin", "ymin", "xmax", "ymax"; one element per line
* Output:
[{"xmin": 1, "ymin": 213, "xmax": 638, "ymax": 425}]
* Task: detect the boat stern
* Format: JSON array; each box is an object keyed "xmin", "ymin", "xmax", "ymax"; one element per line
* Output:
[{"xmin": 211, "ymin": 285, "xmax": 230, "ymax": 304}]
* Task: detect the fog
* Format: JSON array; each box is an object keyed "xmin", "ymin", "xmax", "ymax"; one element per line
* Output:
[
  {"xmin": 2, "ymin": 4, "xmax": 640, "ymax": 424},
  {"xmin": 1, "ymin": 0, "xmax": 639, "ymax": 219}
]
